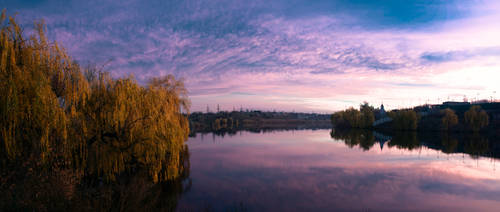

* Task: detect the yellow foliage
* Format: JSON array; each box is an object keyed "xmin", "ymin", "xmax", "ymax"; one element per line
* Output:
[
  {"xmin": 0, "ymin": 11, "xmax": 189, "ymax": 182},
  {"xmin": 441, "ymin": 108, "xmax": 458, "ymax": 131},
  {"xmin": 388, "ymin": 110, "xmax": 418, "ymax": 131},
  {"xmin": 331, "ymin": 103, "xmax": 374, "ymax": 129},
  {"xmin": 464, "ymin": 105, "xmax": 489, "ymax": 132}
]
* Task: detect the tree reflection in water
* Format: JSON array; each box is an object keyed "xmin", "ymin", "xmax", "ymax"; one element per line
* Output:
[
  {"xmin": 388, "ymin": 132, "xmax": 419, "ymax": 150},
  {"xmin": 441, "ymin": 133, "xmax": 458, "ymax": 153},
  {"xmin": 0, "ymin": 145, "xmax": 191, "ymax": 211},
  {"xmin": 330, "ymin": 129, "xmax": 376, "ymax": 151},
  {"xmin": 330, "ymin": 128, "xmax": 499, "ymax": 160},
  {"xmin": 464, "ymin": 133, "xmax": 490, "ymax": 159}
]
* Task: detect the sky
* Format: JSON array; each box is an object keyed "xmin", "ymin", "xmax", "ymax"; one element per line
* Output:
[{"xmin": 2, "ymin": 0, "xmax": 500, "ymax": 112}]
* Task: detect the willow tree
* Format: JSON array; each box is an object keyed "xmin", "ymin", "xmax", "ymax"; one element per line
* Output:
[
  {"xmin": 0, "ymin": 12, "xmax": 72, "ymax": 165},
  {"xmin": 389, "ymin": 110, "xmax": 418, "ymax": 131},
  {"xmin": 331, "ymin": 103, "xmax": 374, "ymax": 129},
  {"xmin": 464, "ymin": 105, "xmax": 489, "ymax": 132},
  {"xmin": 441, "ymin": 108, "xmax": 458, "ymax": 131},
  {"xmin": 359, "ymin": 102, "xmax": 375, "ymax": 128},
  {"xmin": 0, "ymin": 11, "xmax": 190, "ymax": 183}
]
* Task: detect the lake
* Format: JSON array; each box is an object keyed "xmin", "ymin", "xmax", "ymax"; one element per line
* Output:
[{"xmin": 177, "ymin": 129, "xmax": 500, "ymax": 212}]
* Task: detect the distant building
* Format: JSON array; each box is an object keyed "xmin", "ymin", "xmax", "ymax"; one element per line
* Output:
[
  {"xmin": 374, "ymin": 104, "xmax": 388, "ymax": 120},
  {"xmin": 472, "ymin": 100, "xmax": 489, "ymax": 104},
  {"xmin": 380, "ymin": 104, "xmax": 386, "ymax": 114},
  {"xmin": 442, "ymin": 101, "xmax": 470, "ymax": 106}
]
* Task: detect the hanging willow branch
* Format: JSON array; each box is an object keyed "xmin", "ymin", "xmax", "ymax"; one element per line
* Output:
[{"xmin": 0, "ymin": 10, "xmax": 190, "ymax": 183}]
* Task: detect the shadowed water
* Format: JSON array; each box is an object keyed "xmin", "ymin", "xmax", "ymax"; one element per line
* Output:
[{"xmin": 177, "ymin": 129, "xmax": 500, "ymax": 212}]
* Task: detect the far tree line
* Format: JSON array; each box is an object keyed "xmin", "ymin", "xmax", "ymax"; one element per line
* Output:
[{"xmin": 331, "ymin": 102, "xmax": 490, "ymax": 132}]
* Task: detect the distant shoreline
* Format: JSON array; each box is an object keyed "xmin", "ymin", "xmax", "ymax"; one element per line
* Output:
[
  {"xmin": 332, "ymin": 102, "xmax": 500, "ymax": 135},
  {"xmin": 189, "ymin": 111, "xmax": 331, "ymax": 133}
]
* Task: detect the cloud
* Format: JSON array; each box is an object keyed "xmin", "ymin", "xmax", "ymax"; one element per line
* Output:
[
  {"xmin": 393, "ymin": 83, "xmax": 434, "ymax": 87},
  {"xmin": 4, "ymin": 0, "xmax": 500, "ymax": 112},
  {"xmin": 310, "ymin": 69, "xmax": 343, "ymax": 75},
  {"xmin": 420, "ymin": 47, "xmax": 500, "ymax": 63},
  {"xmin": 230, "ymin": 92, "xmax": 256, "ymax": 96}
]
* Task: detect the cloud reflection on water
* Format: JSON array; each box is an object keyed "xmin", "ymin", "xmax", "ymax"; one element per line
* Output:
[{"xmin": 179, "ymin": 130, "xmax": 500, "ymax": 211}]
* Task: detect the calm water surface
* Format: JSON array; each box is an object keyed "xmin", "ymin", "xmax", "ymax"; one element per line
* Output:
[{"xmin": 177, "ymin": 129, "xmax": 500, "ymax": 212}]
